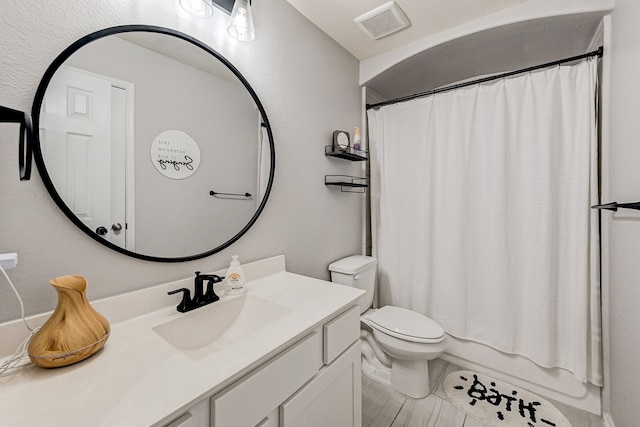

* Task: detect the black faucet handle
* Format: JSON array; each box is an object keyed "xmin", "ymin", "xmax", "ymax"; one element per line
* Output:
[
  {"xmin": 168, "ymin": 288, "xmax": 192, "ymax": 312},
  {"xmin": 204, "ymin": 275, "xmax": 224, "ymax": 303},
  {"xmin": 193, "ymin": 271, "xmax": 207, "ymax": 303}
]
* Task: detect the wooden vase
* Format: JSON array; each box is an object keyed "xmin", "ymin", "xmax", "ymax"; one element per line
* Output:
[{"xmin": 28, "ymin": 275, "xmax": 110, "ymax": 368}]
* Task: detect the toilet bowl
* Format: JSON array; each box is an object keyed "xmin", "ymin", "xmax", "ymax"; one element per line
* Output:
[{"xmin": 329, "ymin": 255, "xmax": 447, "ymax": 398}]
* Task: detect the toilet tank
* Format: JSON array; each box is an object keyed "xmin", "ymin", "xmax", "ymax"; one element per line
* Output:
[{"xmin": 328, "ymin": 255, "xmax": 377, "ymax": 313}]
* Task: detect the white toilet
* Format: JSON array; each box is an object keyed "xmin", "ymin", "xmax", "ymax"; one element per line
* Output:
[{"xmin": 329, "ymin": 255, "xmax": 447, "ymax": 398}]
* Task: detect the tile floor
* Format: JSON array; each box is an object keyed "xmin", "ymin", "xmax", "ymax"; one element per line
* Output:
[{"xmin": 361, "ymin": 358, "xmax": 604, "ymax": 427}]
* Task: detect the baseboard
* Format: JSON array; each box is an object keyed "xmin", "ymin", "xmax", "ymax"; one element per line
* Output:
[{"xmin": 603, "ymin": 413, "xmax": 616, "ymax": 427}]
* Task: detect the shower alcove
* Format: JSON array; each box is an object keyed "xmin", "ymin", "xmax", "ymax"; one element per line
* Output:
[{"xmin": 362, "ymin": 8, "xmax": 611, "ymax": 416}]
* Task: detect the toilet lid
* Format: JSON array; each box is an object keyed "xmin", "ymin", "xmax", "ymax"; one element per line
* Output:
[{"xmin": 369, "ymin": 306, "xmax": 445, "ymax": 343}]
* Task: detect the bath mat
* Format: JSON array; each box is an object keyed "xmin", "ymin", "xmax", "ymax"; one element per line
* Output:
[{"xmin": 443, "ymin": 370, "xmax": 571, "ymax": 427}]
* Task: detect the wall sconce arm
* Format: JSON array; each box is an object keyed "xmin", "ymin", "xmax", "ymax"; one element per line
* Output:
[{"xmin": 0, "ymin": 105, "xmax": 33, "ymax": 181}]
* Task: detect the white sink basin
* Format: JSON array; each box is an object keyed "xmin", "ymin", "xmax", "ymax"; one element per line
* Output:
[{"xmin": 153, "ymin": 294, "xmax": 293, "ymax": 359}]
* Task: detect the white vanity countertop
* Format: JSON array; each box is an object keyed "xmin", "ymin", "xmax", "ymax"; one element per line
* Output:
[{"xmin": 0, "ymin": 255, "xmax": 364, "ymax": 426}]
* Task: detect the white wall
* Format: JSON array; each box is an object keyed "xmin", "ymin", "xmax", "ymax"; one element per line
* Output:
[
  {"xmin": 605, "ymin": 1, "xmax": 640, "ymax": 426},
  {"xmin": 0, "ymin": 0, "xmax": 363, "ymax": 323}
]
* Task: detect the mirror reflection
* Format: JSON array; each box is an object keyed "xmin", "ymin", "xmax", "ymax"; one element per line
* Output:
[{"xmin": 34, "ymin": 27, "xmax": 274, "ymax": 261}]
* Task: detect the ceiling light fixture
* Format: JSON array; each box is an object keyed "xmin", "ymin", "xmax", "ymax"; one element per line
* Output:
[
  {"xmin": 179, "ymin": 0, "xmax": 256, "ymax": 42},
  {"xmin": 179, "ymin": 0, "xmax": 214, "ymax": 18},
  {"xmin": 227, "ymin": 0, "xmax": 255, "ymax": 42}
]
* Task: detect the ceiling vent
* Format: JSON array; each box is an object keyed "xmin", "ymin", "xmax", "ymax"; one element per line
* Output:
[{"xmin": 354, "ymin": 1, "xmax": 411, "ymax": 40}]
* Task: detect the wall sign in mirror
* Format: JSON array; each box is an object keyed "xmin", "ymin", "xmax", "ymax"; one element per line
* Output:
[
  {"xmin": 31, "ymin": 25, "xmax": 275, "ymax": 262},
  {"xmin": 150, "ymin": 130, "xmax": 201, "ymax": 179}
]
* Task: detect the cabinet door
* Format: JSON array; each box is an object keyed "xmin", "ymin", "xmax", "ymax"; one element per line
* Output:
[
  {"xmin": 281, "ymin": 342, "xmax": 362, "ymax": 427},
  {"xmin": 211, "ymin": 332, "xmax": 322, "ymax": 427}
]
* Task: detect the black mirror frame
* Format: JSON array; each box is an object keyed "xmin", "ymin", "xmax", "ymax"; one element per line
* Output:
[{"xmin": 31, "ymin": 25, "xmax": 275, "ymax": 263}]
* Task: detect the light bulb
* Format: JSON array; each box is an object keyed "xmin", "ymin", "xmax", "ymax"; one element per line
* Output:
[
  {"xmin": 179, "ymin": 0, "xmax": 214, "ymax": 18},
  {"xmin": 227, "ymin": 0, "xmax": 255, "ymax": 41}
]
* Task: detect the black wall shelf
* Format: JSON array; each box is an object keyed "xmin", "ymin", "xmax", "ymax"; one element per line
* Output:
[
  {"xmin": 325, "ymin": 175, "xmax": 368, "ymax": 193},
  {"xmin": 325, "ymin": 145, "xmax": 368, "ymax": 161}
]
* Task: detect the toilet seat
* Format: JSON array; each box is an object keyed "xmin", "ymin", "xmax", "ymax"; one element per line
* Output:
[{"xmin": 369, "ymin": 306, "xmax": 445, "ymax": 344}]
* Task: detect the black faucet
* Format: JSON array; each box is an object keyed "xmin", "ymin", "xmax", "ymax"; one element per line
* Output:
[{"xmin": 167, "ymin": 271, "xmax": 224, "ymax": 313}]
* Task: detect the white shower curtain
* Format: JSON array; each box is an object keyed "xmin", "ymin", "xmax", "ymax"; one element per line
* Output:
[
  {"xmin": 368, "ymin": 58, "xmax": 602, "ymax": 385},
  {"xmin": 256, "ymin": 122, "xmax": 270, "ymax": 205}
]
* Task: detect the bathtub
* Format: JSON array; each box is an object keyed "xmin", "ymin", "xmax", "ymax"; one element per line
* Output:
[{"xmin": 440, "ymin": 334, "xmax": 601, "ymax": 415}]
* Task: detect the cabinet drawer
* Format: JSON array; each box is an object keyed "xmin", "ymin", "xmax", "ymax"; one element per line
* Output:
[
  {"xmin": 211, "ymin": 331, "xmax": 322, "ymax": 427},
  {"xmin": 255, "ymin": 408, "xmax": 278, "ymax": 427},
  {"xmin": 323, "ymin": 305, "xmax": 360, "ymax": 364},
  {"xmin": 163, "ymin": 413, "xmax": 192, "ymax": 427}
]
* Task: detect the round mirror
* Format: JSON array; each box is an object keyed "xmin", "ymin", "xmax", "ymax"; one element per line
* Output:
[{"xmin": 32, "ymin": 25, "xmax": 275, "ymax": 262}]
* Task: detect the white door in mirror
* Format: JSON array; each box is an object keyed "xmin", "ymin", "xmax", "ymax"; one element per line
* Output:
[{"xmin": 40, "ymin": 66, "xmax": 126, "ymax": 248}]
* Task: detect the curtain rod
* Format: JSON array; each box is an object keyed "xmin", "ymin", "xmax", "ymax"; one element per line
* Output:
[{"xmin": 366, "ymin": 47, "xmax": 603, "ymax": 111}]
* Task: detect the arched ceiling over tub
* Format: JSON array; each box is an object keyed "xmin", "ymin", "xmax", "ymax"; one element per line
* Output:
[
  {"xmin": 359, "ymin": 0, "xmax": 614, "ymax": 88},
  {"xmin": 365, "ymin": 11, "xmax": 608, "ymax": 102}
]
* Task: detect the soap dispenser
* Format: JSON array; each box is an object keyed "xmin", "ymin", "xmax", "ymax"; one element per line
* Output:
[{"xmin": 225, "ymin": 255, "xmax": 246, "ymax": 295}]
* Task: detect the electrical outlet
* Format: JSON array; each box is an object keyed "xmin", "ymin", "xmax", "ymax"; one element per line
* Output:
[{"xmin": 0, "ymin": 253, "xmax": 18, "ymax": 269}]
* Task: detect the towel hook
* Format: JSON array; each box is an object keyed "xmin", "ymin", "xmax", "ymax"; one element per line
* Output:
[{"xmin": 591, "ymin": 201, "xmax": 640, "ymax": 212}]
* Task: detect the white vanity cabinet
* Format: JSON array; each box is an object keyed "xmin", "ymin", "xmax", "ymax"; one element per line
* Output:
[
  {"xmin": 0, "ymin": 257, "xmax": 366, "ymax": 427},
  {"xmin": 209, "ymin": 305, "xmax": 362, "ymax": 427}
]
